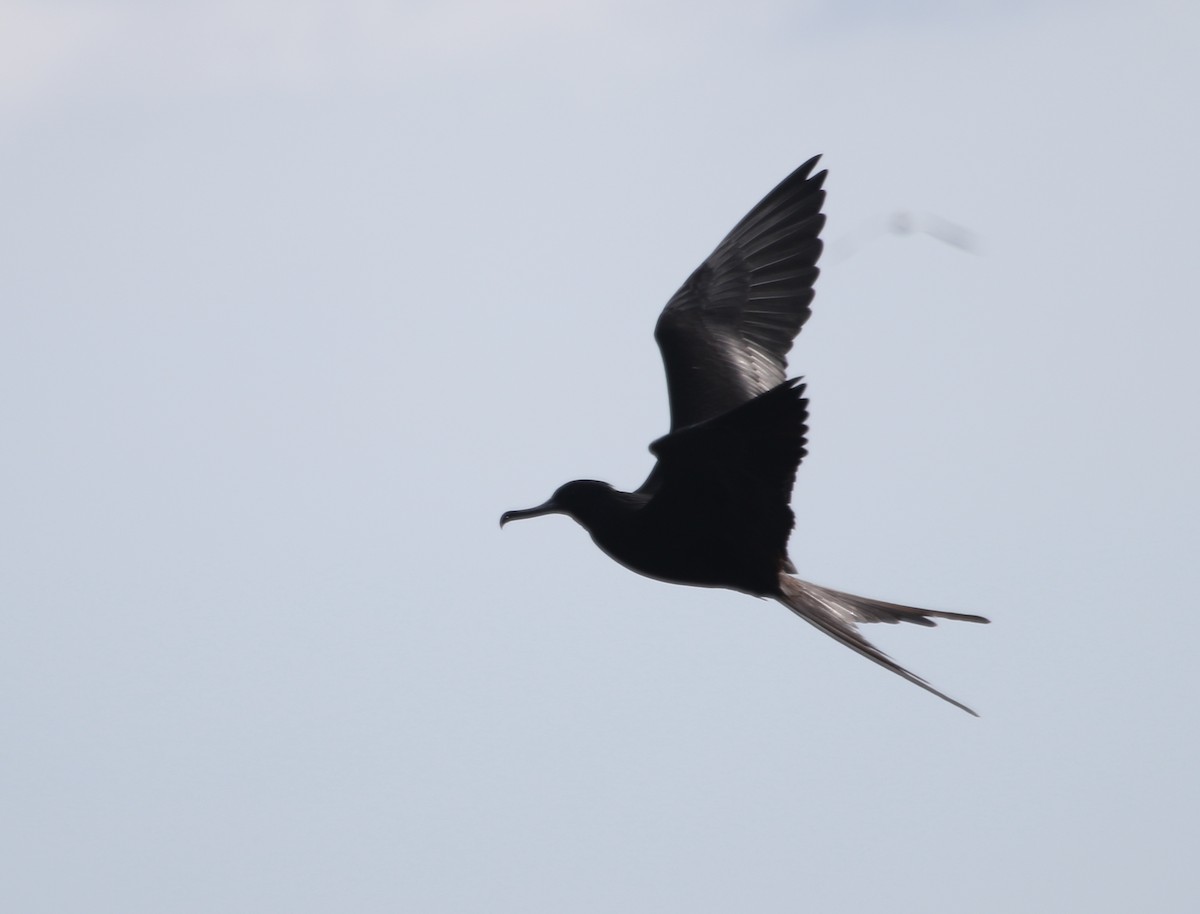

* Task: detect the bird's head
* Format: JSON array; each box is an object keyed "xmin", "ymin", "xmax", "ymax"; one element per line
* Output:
[{"xmin": 499, "ymin": 480, "xmax": 615, "ymax": 528}]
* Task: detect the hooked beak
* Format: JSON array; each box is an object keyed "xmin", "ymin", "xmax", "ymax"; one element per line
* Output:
[{"xmin": 499, "ymin": 499, "xmax": 560, "ymax": 528}]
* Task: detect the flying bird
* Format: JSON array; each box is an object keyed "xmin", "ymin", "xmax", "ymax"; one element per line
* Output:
[
  {"xmin": 500, "ymin": 156, "xmax": 988, "ymax": 714},
  {"xmin": 826, "ymin": 209, "xmax": 980, "ymax": 263}
]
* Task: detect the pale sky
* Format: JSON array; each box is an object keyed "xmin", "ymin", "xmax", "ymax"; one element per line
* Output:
[{"xmin": 2, "ymin": 1, "xmax": 1198, "ymax": 911}]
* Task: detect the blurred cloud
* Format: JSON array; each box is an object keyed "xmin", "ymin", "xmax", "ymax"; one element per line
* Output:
[
  {"xmin": 0, "ymin": 2, "xmax": 113, "ymax": 112},
  {"xmin": 2, "ymin": 0, "xmax": 751, "ymax": 114},
  {"xmin": 3, "ymin": 0, "xmax": 1076, "ymax": 117},
  {"xmin": 1, "ymin": 0, "xmax": 583, "ymax": 112}
]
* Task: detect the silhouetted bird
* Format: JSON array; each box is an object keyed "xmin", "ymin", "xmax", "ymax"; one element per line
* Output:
[
  {"xmin": 826, "ymin": 208, "xmax": 980, "ymax": 262},
  {"xmin": 501, "ymin": 156, "xmax": 988, "ymax": 714}
]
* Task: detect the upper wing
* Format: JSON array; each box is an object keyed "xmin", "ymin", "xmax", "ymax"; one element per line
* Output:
[{"xmin": 654, "ymin": 156, "xmax": 827, "ymax": 431}]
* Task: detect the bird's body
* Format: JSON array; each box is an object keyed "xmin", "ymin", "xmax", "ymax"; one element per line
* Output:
[
  {"xmin": 535, "ymin": 364, "xmax": 811, "ymax": 597},
  {"xmin": 501, "ymin": 156, "xmax": 988, "ymax": 714}
]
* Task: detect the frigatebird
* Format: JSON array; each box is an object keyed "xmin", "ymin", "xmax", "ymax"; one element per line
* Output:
[{"xmin": 500, "ymin": 156, "xmax": 988, "ymax": 714}]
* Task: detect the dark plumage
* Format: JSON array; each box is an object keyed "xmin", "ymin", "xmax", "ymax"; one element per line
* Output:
[{"xmin": 501, "ymin": 156, "xmax": 988, "ymax": 714}]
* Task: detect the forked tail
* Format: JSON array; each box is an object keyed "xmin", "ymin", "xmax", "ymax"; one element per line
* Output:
[{"xmin": 777, "ymin": 576, "xmax": 989, "ymax": 715}]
